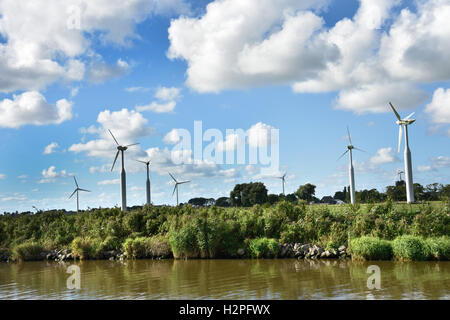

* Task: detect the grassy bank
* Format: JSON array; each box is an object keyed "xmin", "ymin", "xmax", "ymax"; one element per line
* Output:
[{"xmin": 0, "ymin": 200, "xmax": 448, "ymax": 261}]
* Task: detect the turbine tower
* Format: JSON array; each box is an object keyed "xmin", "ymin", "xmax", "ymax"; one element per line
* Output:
[
  {"xmin": 169, "ymin": 172, "xmax": 190, "ymax": 206},
  {"xmin": 69, "ymin": 176, "xmax": 91, "ymax": 212},
  {"xmin": 136, "ymin": 159, "xmax": 151, "ymax": 205},
  {"xmin": 338, "ymin": 126, "xmax": 364, "ymax": 205},
  {"xmin": 389, "ymin": 102, "xmax": 416, "ymax": 203},
  {"xmin": 278, "ymin": 173, "xmax": 286, "ymax": 195},
  {"xmin": 109, "ymin": 129, "xmax": 139, "ymax": 211}
]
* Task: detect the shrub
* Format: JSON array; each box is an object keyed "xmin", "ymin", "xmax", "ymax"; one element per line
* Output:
[
  {"xmin": 147, "ymin": 235, "xmax": 172, "ymax": 258},
  {"xmin": 426, "ymin": 237, "xmax": 450, "ymax": 261},
  {"xmin": 123, "ymin": 237, "xmax": 147, "ymax": 259},
  {"xmin": 392, "ymin": 235, "xmax": 430, "ymax": 261},
  {"xmin": 71, "ymin": 237, "xmax": 100, "ymax": 260},
  {"xmin": 349, "ymin": 237, "xmax": 393, "ymax": 260},
  {"xmin": 12, "ymin": 242, "xmax": 44, "ymax": 261},
  {"xmin": 249, "ymin": 238, "xmax": 279, "ymax": 258},
  {"xmin": 99, "ymin": 236, "xmax": 121, "ymax": 252}
]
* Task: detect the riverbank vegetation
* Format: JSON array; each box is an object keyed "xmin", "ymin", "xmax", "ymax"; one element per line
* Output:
[{"xmin": 0, "ymin": 199, "xmax": 448, "ymax": 262}]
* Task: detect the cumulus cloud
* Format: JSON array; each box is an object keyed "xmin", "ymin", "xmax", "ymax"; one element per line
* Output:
[
  {"xmin": 39, "ymin": 166, "xmax": 69, "ymax": 183},
  {"xmin": 425, "ymin": 88, "xmax": 450, "ymax": 124},
  {"xmin": 163, "ymin": 129, "xmax": 182, "ymax": 144},
  {"xmin": 168, "ymin": 0, "xmax": 449, "ymax": 114},
  {"xmin": 0, "ymin": 91, "xmax": 73, "ymax": 128},
  {"xmin": 247, "ymin": 122, "xmax": 277, "ymax": 148},
  {"xmin": 87, "ymin": 59, "xmax": 130, "ymax": 84},
  {"xmin": 43, "ymin": 142, "xmax": 60, "ymax": 155},
  {"xmin": 69, "ymin": 108, "xmax": 152, "ymax": 162},
  {"xmin": 0, "ymin": 0, "xmax": 191, "ymax": 93},
  {"xmin": 370, "ymin": 147, "xmax": 398, "ymax": 165},
  {"xmin": 136, "ymin": 86, "xmax": 181, "ymax": 113}
]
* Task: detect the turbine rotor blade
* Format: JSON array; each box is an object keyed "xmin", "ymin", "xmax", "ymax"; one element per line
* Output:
[
  {"xmin": 78, "ymin": 189, "xmax": 91, "ymax": 192},
  {"xmin": 69, "ymin": 189, "xmax": 77, "ymax": 199},
  {"xmin": 347, "ymin": 126, "xmax": 353, "ymax": 145},
  {"xmin": 398, "ymin": 125, "xmax": 403, "ymax": 153},
  {"xmin": 354, "ymin": 147, "xmax": 366, "ymax": 153},
  {"xmin": 111, "ymin": 150, "xmax": 120, "ymax": 171},
  {"xmin": 179, "ymin": 181, "xmax": 190, "ymax": 185},
  {"xmin": 125, "ymin": 143, "xmax": 139, "ymax": 148},
  {"xmin": 135, "ymin": 159, "xmax": 147, "ymax": 164},
  {"xmin": 172, "ymin": 185, "xmax": 177, "ymax": 196},
  {"xmin": 168, "ymin": 172, "xmax": 177, "ymax": 182},
  {"xmin": 338, "ymin": 149, "xmax": 349, "ymax": 161},
  {"xmin": 73, "ymin": 176, "xmax": 78, "ymax": 188},
  {"xmin": 108, "ymin": 129, "xmax": 120, "ymax": 146},
  {"xmin": 389, "ymin": 102, "xmax": 401, "ymax": 121},
  {"xmin": 404, "ymin": 112, "xmax": 415, "ymax": 120}
]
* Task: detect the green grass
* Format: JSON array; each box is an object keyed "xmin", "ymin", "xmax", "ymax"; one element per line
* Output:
[
  {"xmin": 392, "ymin": 235, "xmax": 430, "ymax": 261},
  {"xmin": 426, "ymin": 236, "xmax": 450, "ymax": 260},
  {"xmin": 12, "ymin": 242, "xmax": 44, "ymax": 261},
  {"xmin": 249, "ymin": 238, "xmax": 279, "ymax": 258},
  {"xmin": 349, "ymin": 237, "xmax": 393, "ymax": 260}
]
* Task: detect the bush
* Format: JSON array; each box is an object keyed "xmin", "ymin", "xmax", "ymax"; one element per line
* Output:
[
  {"xmin": 249, "ymin": 238, "xmax": 279, "ymax": 258},
  {"xmin": 123, "ymin": 236, "xmax": 172, "ymax": 259},
  {"xmin": 392, "ymin": 235, "xmax": 430, "ymax": 261},
  {"xmin": 123, "ymin": 237, "xmax": 147, "ymax": 259},
  {"xmin": 349, "ymin": 237, "xmax": 393, "ymax": 260},
  {"xmin": 426, "ymin": 237, "xmax": 450, "ymax": 261},
  {"xmin": 99, "ymin": 236, "xmax": 121, "ymax": 252},
  {"xmin": 12, "ymin": 242, "xmax": 44, "ymax": 261},
  {"xmin": 71, "ymin": 237, "xmax": 100, "ymax": 260}
]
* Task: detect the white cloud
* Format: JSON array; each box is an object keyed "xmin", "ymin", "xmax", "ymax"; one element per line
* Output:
[
  {"xmin": 98, "ymin": 179, "xmax": 120, "ymax": 185},
  {"xmin": 155, "ymin": 87, "xmax": 181, "ymax": 101},
  {"xmin": 370, "ymin": 147, "xmax": 398, "ymax": 165},
  {"xmin": 39, "ymin": 166, "xmax": 69, "ymax": 183},
  {"xmin": 163, "ymin": 129, "xmax": 182, "ymax": 144},
  {"xmin": 425, "ymin": 88, "xmax": 450, "ymax": 125},
  {"xmin": 87, "ymin": 59, "xmax": 130, "ymax": 84},
  {"xmin": 417, "ymin": 165, "xmax": 432, "ymax": 172},
  {"xmin": 18, "ymin": 175, "xmax": 28, "ymax": 179},
  {"xmin": 136, "ymin": 101, "xmax": 176, "ymax": 113},
  {"xmin": 0, "ymin": 0, "xmax": 191, "ymax": 93},
  {"xmin": 247, "ymin": 122, "xmax": 277, "ymax": 148},
  {"xmin": 431, "ymin": 156, "xmax": 450, "ymax": 169},
  {"xmin": 168, "ymin": 0, "xmax": 450, "ymax": 114},
  {"xmin": 0, "ymin": 91, "xmax": 73, "ymax": 128},
  {"xmin": 69, "ymin": 108, "xmax": 152, "ymax": 159},
  {"xmin": 43, "ymin": 142, "xmax": 60, "ymax": 155},
  {"xmin": 0, "ymin": 174, "xmax": 6, "ymax": 180},
  {"xmin": 168, "ymin": 0, "xmax": 332, "ymax": 93},
  {"xmin": 136, "ymin": 86, "xmax": 181, "ymax": 113},
  {"xmin": 125, "ymin": 86, "xmax": 150, "ymax": 93}
]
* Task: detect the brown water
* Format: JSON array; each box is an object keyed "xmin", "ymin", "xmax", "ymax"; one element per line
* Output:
[{"xmin": 0, "ymin": 259, "xmax": 448, "ymax": 300}]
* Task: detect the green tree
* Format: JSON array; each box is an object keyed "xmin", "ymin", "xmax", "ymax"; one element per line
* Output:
[
  {"xmin": 295, "ymin": 183, "xmax": 316, "ymax": 203},
  {"xmin": 230, "ymin": 183, "xmax": 268, "ymax": 207}
]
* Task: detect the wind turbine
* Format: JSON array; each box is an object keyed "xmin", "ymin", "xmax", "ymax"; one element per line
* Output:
[
  {"xmin": 69, "ymin": 176, "xmax": 91, "ymax": 212},
  {"xmin": 389, "ymin": 102, "xmax": 416, "ymax": 203},
  {"xmin": 136, "ymin": 159, "xmax": 151, "ymax": 205},
  {"xmin": 338, "ymin": 126, "xmax": 365, "ymax": 204},
  {"xmin": 168, "ymin": 172, "xmax": 190, "ymax": 206},
  {"xmin": 278, "ymin": 173, "xmax": 286, "ymax": 195},
  {"xmin": 109, "ymin": 129, "xmax": 140, "ymax": 211},
  {"xmin": 397, "ymin": 169, "xmax": 404, "ymax": 182}
]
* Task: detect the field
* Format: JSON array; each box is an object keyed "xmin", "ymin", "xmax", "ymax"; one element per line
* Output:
[{"xmin": 0, "ymin": 199, "xmax": 449, "ymax": 261}]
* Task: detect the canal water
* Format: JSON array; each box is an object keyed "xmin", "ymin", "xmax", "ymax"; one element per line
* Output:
[{"xmin": 0, "ymin": 259, "xmax": 448, "ymax": 299}]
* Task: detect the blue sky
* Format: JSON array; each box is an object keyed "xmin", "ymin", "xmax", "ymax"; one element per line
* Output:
[{"xmin": 0, "ymin": 0, "xmax": 449, "ymax": 212}]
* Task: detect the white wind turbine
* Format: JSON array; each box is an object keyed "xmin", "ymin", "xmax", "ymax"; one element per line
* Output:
[
  {"xmin": 397, "ymin": 169, "xmax": 404, "ymax": 182},
  {"xmin": 168, "ymin": 172, "xmax": 190, "ymax": 206},
  {"xmin": 69, "ymin": 176, "xmax": 91, "ymax": 212},
  {"xmin": 389, "ymin": 102, "xmax": 416, "ymax": 203},
  {"xmin": 278, "ymin": 173, "xmax": 286, "ymax": 195},
  {"xmin": 136, "ymin": 159, "xmax": 151, "ymax": 205},
  {"xmin": 109, "ymin": 129, "xmax": 140, "ymax": 211},
  {"xmin": 338, "ymin": 126, "xmax": 365, "ymax": 205}
]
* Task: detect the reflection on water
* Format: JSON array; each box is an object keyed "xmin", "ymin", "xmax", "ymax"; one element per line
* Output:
[{"xmin": 0, "ymin": 259, "xmax": 448, "ymax": 300}]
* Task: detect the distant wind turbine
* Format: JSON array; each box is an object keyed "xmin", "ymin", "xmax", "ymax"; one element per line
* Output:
[
  {"xmin": 109, "ymin": 129, "xmax": 139, "ymax": 211},
  {"xmin": 169, "ymin": 172, "xmax": 190, "ymax": 206},
  {"xmin": 389, "ymin": 102, "xmax": 416, "ymax": 203},
  {"xmin": 278, "ymin": 173, "xmax": 286, "ymax": 195},
  {"xmin": 69, "ymin": 176, "xmax": 90, "ymax": 212},
  {"xmin": 397, "ymin": 169, "xmax": 404, "ymax": 182},
  {"xmin": 136, "ymin": 159, "xmax": 151, "ymax": 205},
  {"xmin": 338, "ymin": 126, "xmax": 365, "ymax": 205}
]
